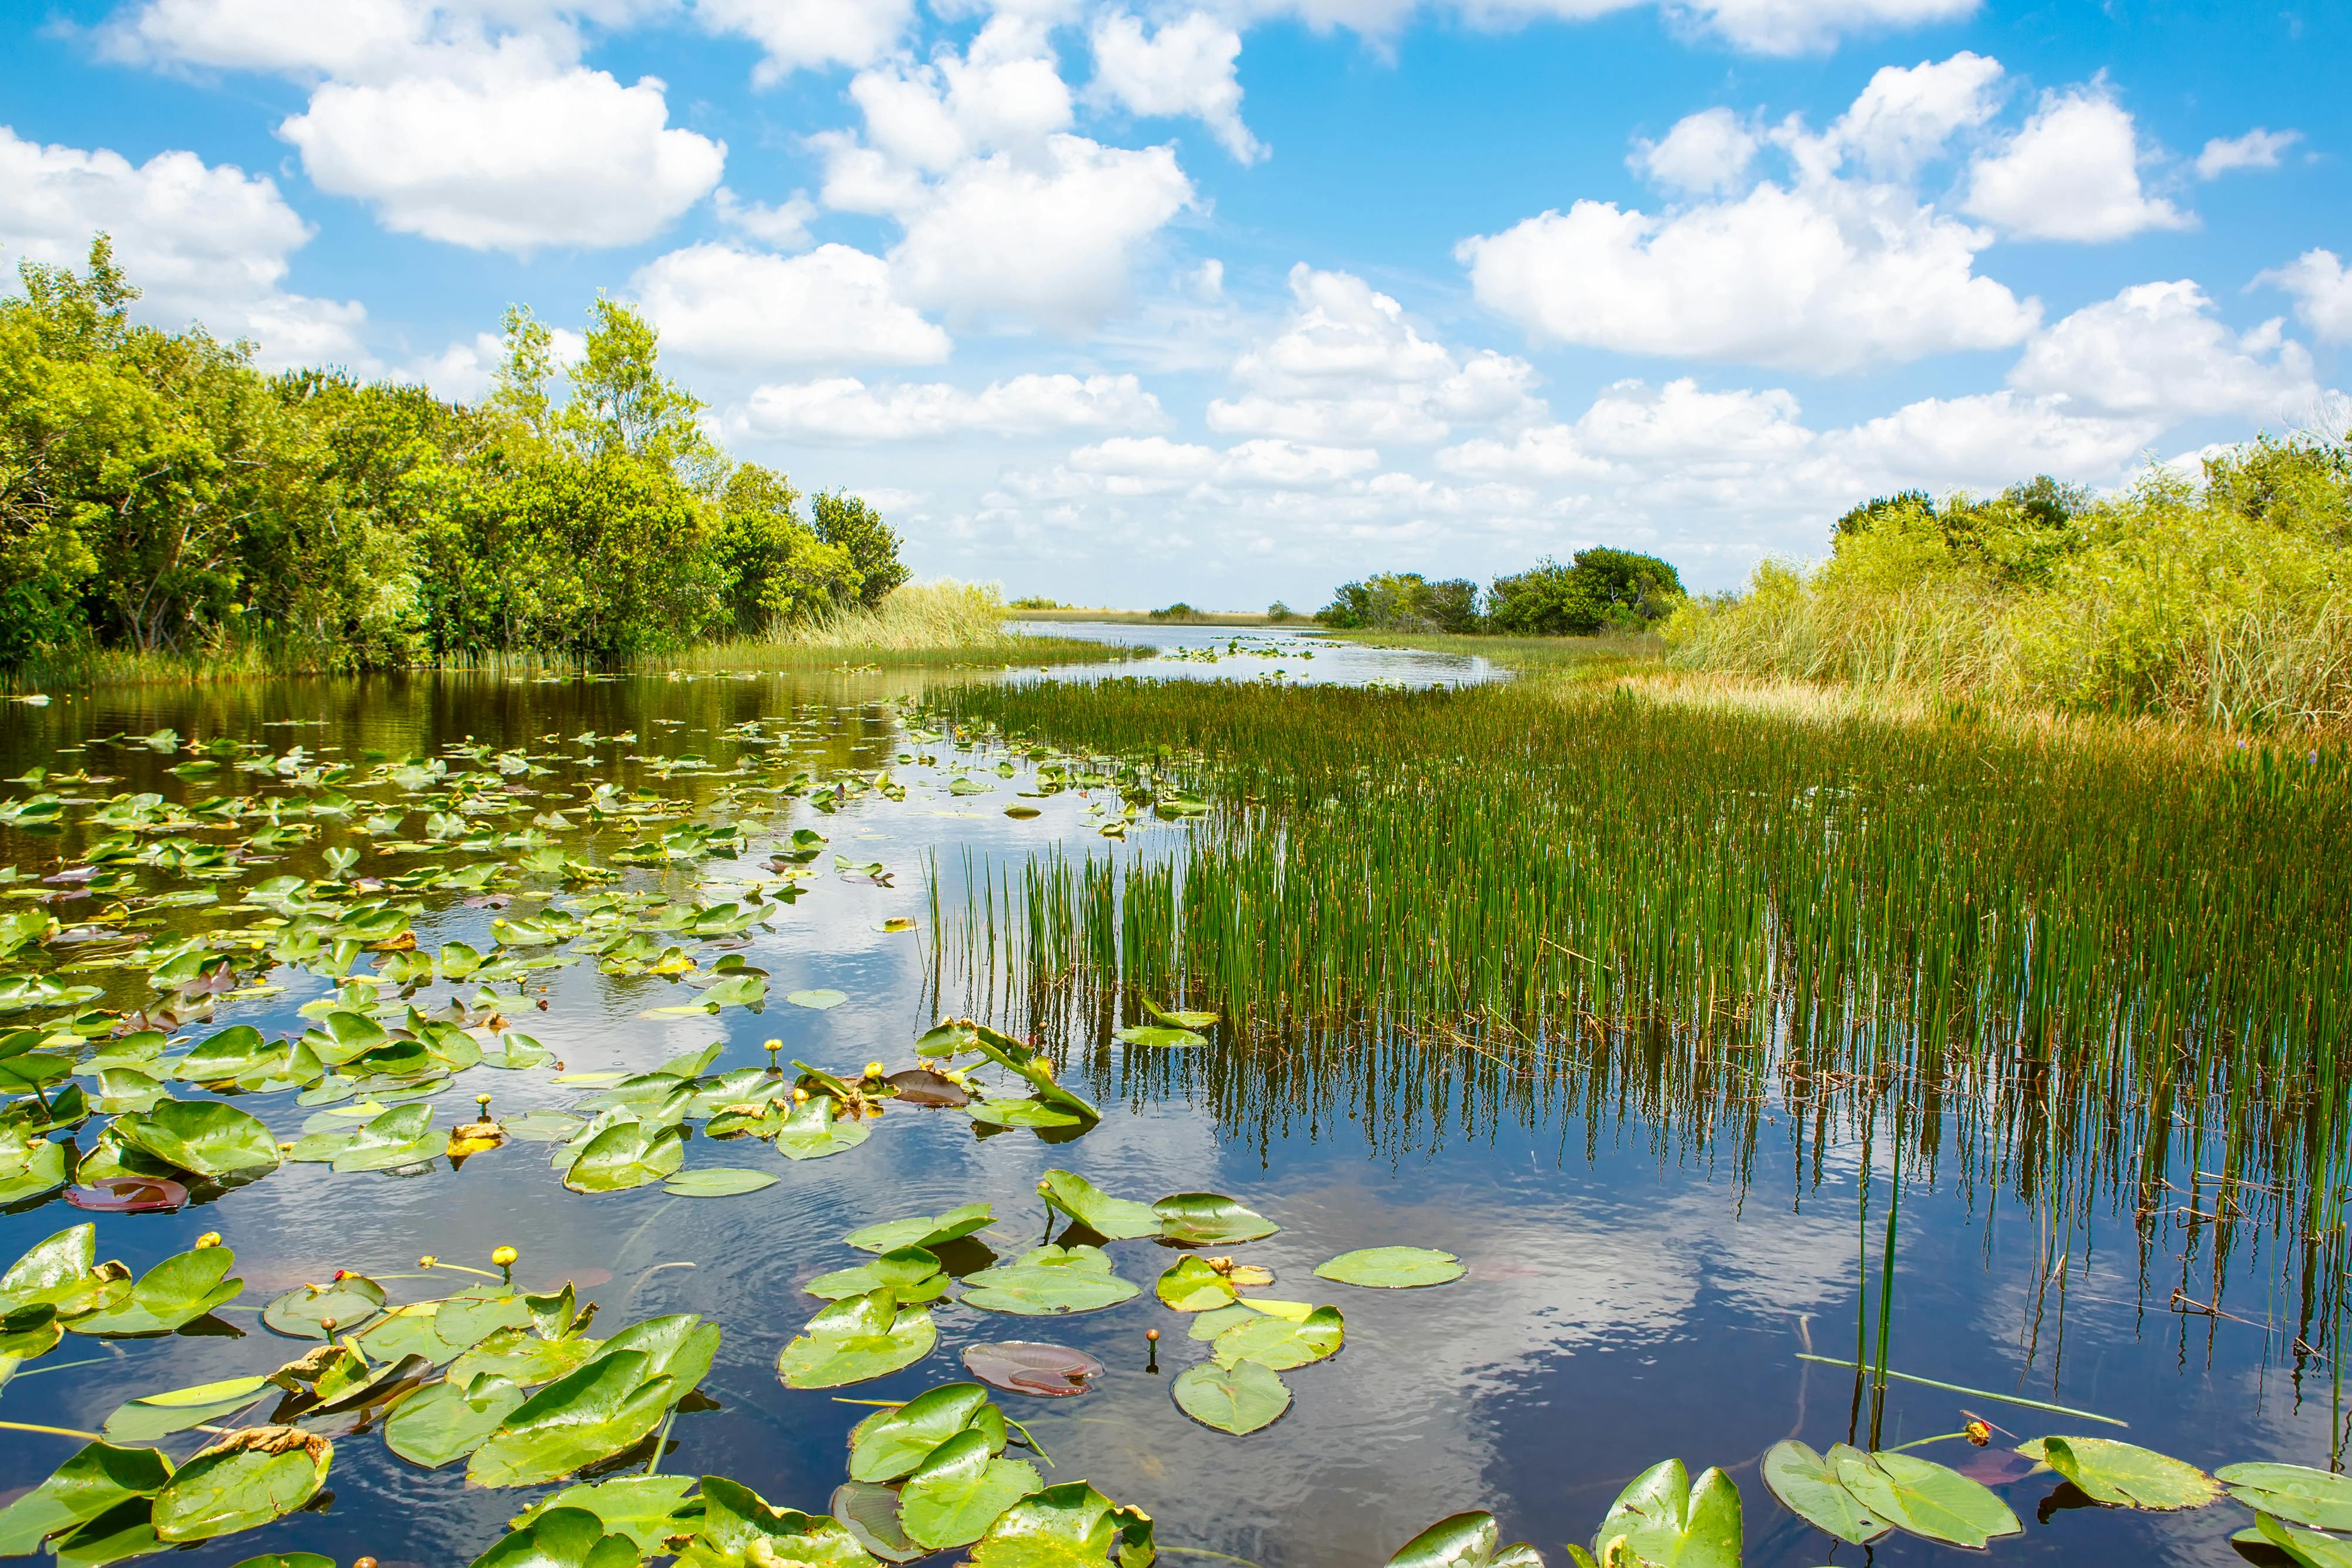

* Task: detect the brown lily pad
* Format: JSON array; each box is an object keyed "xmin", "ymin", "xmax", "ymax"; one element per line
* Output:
[
  {"xmin": 67, "ymin": 1176, "xmax": 190, "ymax": 1213},
  {"xmin": 961, "ymin": 1341, "xmax": 1105, "ymax": 1398},
  {"xmin": 887, "ymin": 1069, "xmax": 970, "ymax": 1108}
]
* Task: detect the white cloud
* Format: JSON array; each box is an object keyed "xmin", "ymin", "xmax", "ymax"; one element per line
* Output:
[
  {"xmin": 1961, "ymin": 85, "xmax": 2190, "ymax": 243},
  {"xmin": 99, "ymin": 0, "xmax": 429, "ymax": 76},
  {"xmin": 2009, "ymin": 280, "xmax": 2318, "ymax": 422},
  {"xmin": 1207, "ymin": 264, "xmax": 1541, "ymax": 444},
  {"xmin": 2195, "ymin": 128, "xmax": 2300, "ymax": 180},
  {"xmin": 1088, "ymin": 11, "xmax": 1265, "ymax": 165},
  {"xmin": 691, "ymin": 0, "xmax": 917, "ymax": 81},
  {"xmin": 1440, "ymin": 377, "xmax": 1809, "ymax": 479},
  {"xmin": 279, "ymin": 40, "xmax": 724, "ymax": 253},
  {"xmin": 731, "ymin": 372, "xmax": 1167, "ymax": 442},
  {"xmin": 0, "ymin": 123, "xmax": 367, "ymax": 367},
  {"xmin": 1629, "ymin": 108, "xmax": 1757, "ymax": 195},
  {"xmin": 1065, "ymin": 434, "xmax": 1380, "ymax": 490},
  {"xmin": 1828, "ymin": 390, "xmax": 2160, "ymax": 486},
  {"xmin": 631, "ymin": 242, "xmax": 951, "ymax": 369},
  {"xmin": 1231, "ymin": 0, "xmax": 1980, "ymax": 57},
  {"xmin": 1828, "ymin": 51, "xmax": 2003, "ymax": 176},
  {"xmin": 714, "ymin": 186, "xmax": 816, "ymax": 249},
  {"xmin": 1459, "ymin": 180, "xmax": 2036, "ymax": 372},
  {"xmin": 406, "ymin": 323, "xmax": 586, "ymax": 403},
  {"xmin": 2257, "ymin": 250, "xmax": 2352, "ymax": 346}
]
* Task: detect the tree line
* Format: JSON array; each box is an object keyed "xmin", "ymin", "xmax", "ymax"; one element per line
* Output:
[
  {"xmin": 0, "ymin": 236, "xmax": 907, "ymax": 671},
  {"xmin": 1315, "ymin": 548, "xmax": 1686, "ymax": 635}
]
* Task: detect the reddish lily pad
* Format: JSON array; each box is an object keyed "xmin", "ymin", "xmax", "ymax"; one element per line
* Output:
[
  {"xmin": 961, "ymin": 1342, "xmax": 1105, "ymax": 1398},
  {"xmin": 65, "ymin": 1178, "xmax": 189, "ymax": 1214}
]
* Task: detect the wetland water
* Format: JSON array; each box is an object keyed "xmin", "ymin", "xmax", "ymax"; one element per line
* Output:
[{"xmin": 0, "ymin": 642, "xmax": 2337, "ymax": 1568}]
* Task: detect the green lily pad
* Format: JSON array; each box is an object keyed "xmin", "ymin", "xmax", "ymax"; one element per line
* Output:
[
  {"xmin": 1590, "ymin": 1459, "xmax": 1741, "ymax": 1568},
  {"xmin": 2019, "ymin": 1436, "xmax": 2220, "ymax": 1510},
  {"xmin": 788, "ymin": 989, "xmax": 849, "ymax": 1010},
  {"xmin": 112, "ymin": 1099, "xmax": 280, "ymax": 1177},
  {"xmin": 1186, "ymin": 1304, "xmax": 1255, "ymax": 1342},
  {"xmin": 1385, "ymin": 1511, "xmax": 1543, "ymax": 1568},
  {"xmin": 600, "ymin": 1315, "xmax": 720, "ymax": 1400},
  {"xmin": 467, "ymin": 1350, "xmax": 677, "ymax": 1487},
  {"xmin": 1038, "ymin": 1172, "xmax": 1158, "ymax": 1239},
  {"xmin": 900, "ymin": 1429, "xmax": 1042, "ymax": 1550},
  {"xmin": 386, "ymin": 1373, "xmax": 528, "ymax": 1467},
  {"xmin": 2219, "ymin": 1463, "xmax": 2352, "ymax": 1530},
  {"xmin": 565, "ymin": 1121, "xmax": 687, "ymax": 1192},
  {"xmin": 677, "ymin": 1476, "xmax": 876, "ymax": 1568},
  {"xmin": 967, "ymin": 1099, "xmax": 1085, "ymax": 1128},
  {"xmin": 1314, "ymin": 1247, "xmax": 1465, "ymax": 1289},
  {"xmin": 1211, "ymin": 1304, "xmax": 1342, "ymax": 1370},
  {"xmin": 1110, "ymin": 1026, "xmax": 1204, "ymax": 1049},
  {"xmin": 964, "ymin": 1026, "xmax": 1099, "ymax": 1125},
  {"xmin": 171, "ymin": 1026, "xmax": 282, "ymax": 1082},
  {"xmin": 1154, "ymin": 1193, "xmax": 1277, "ymax": 1246},
  {"xmin": 772, "ymin": 1100, "xmax": 872, "ymax": 1161},
  {"xmin": 960, "ymin": 1246, "xmax": 1140, "ymax": 1316},
  {"xmin": 0, "ymin": 1139, "xmax": 68, "ymax": 1205},
  {"xmin": 0, "ymin": 1441, "xmax": 173, "ymax": 1557},
  {"xmin": 2253, "ymin": 1513, "xmax": 2352, "ymax": 1568},
  {"xmin": 512, "ymin": 1476, "xmax": 700, "ymax": 1555},
  {"xmin": 1834, "ymin": 1449, "xmax": 2018, "ymax": 1550},
  {"xmin": 506, "ymin": 1109, "xmax": 589, "ymax": 1144},
  {"xmin": 1157, "ymin": 1256, "xmax": 1237, "ymax": 1313},
  {"xmin": 450, "ymin": 1325, "xmax": 608, "ymax": 1387},
  {"xmin": 1, "ymin": 1225, "xmax": 125, "ymax": 1319},
  {"xmin": 1760, "ymin": 1441, "xmax": 1889, "ymax": 1545},
  {"xmin": 102, "ymin": 1375, "xmax": 273, "ymax": 1442},
  {"xmin": 1141, "ymin": 999, "xmax": 1219, "ymax": 1029},
  {"xmin": 472, "ymin": 1504, "xmax": 643, "ymax": 1568},
  {"xmin": 779, "ymin": 1289, "xmax": 938, "ymax": 1389},
  {"xmin": 809, "ymin": 1247, "xmax": 950, "ymax": 1305},
  {"xmin": 846, "ymin": 1204, "xmax": 993, "ymax": 1254},
  {"xmin": 664, "ymin": 1168, "xmax": 779, "ymax": 1198},
  {"xmin": 833, "ymin": 1480, "xmax": 928, "ymax": 1564},
  {"xmin": 967, "ymin": 1482, "xmax": 1155, "ymax": 1568},
  {"xmin": 262, "ymin": 1274, "xmax": 388, "ymax": 1339},
  {"xmin": 310, "ymin": 1104, "xmax": 442, "ymax": 1174},
  {"xmin": 70, "ymin": 1246, "xmax": 242, "ymax": 1337},
  {"xmin": 849, "ymin": 1382, "xmax": 1005, "ymax": 1483},
  {"xmin": 1173, "ymin": 1358, "xmax": 1291, "ymax": 1435},
  {"xmin": 151, "ymin": 1427, "xmax": 332, "ymax": 1543}
]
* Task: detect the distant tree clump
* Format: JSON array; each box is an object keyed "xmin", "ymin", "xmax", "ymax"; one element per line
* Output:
[
  {"xmin": 1009, "ymin": 595, "xmax": 1066, "ymax": 610},
  {"xmin": 1315, "ymin": 573, "xmax": 1483, "ymax": 632},
  {"xmin": 0, "ymin": 234, "xmax": 911, "ymax": 671},
  {"xmin": 1313, "ymin": 555, "xmax": 1683, "ymax": 636}
]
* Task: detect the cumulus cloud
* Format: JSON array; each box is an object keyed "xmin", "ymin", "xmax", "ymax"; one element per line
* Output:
[
  {"xmin": 1439, "ymin": 378, "xmax": 1810, "ymax": 480},
  {"xmin": 279, "ymin": 39, "xmax": 724, "ymax": 253},
  {"xmin": 2257, "ymin": 250, "xmax": 2352, "ymax": 345},
  {"xmin": 731, "ymin": 372, "xmax": 1167, "ymax": 442},
  {"xmin": 1207, "ymin": 264, "xmax": 1541, "ymax": 444},
  {"xmin": 1827, "ymin": 390, "xmax": 2160, "ymax": 486},
  {"xmin": 693, "ymin": 0, "xmax": 917, "ymax": 81},
  {"xmin": 1062, "ymin": 434, "xmax": 1381, "ymax": 492},
  {"xmin": 1230, "ymin": 0, "xmax": 1980, "ymax": 58},
  {"xmin": 0, "ymin": 123, "xmax": 366, "ymax": 366},
  {"xmin": 1088, "ymin": 11, "xmax": 1265, "ymax": 165},
  {"xmin": 714, "ymin": 186, "xmax": 817, "ymax": 249},
  {"xmin": 99, "ymin": 0, "xmax": 431, "ymax": 76},
  {"xmin": 630, "ymin": 242, "xmax": 951, "ymax": 369},
  {"xmin": 1828, "ymin": 51, "xmax": 2004, "ymax": 176},
  {"xmin": 1961, "ymin": 85, "xmax": 2190, "ymax": 243},
  {"xmin": 1628, "ymin": 108, "xmax": 1758, "ymax": 195},
  {"xmin": 2008, "ymin": 280, "xmax": 2318, "ymax": 423},
  {"xmin": 2195, "ymin": 128, "xmax": 2300, "ymax": 180}
]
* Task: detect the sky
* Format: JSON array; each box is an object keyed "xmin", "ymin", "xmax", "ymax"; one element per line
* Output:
[{"xmin": 2, "ymin": 1, "xmax": 2347, "ymax": 609}]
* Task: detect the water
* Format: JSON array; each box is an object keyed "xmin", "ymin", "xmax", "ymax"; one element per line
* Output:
[
  {"xmin": 1006, "ymin": 622, "xmax": 1506, "ymax": 688},
  {"xmin": 0, "ymin": 653, "xmax": 2329, "ymax": 1568}
]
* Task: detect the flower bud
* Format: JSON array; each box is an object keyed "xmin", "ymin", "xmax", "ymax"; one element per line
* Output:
[{"xmin": 491, "ymin": 1245, "xmax": 519, "ymax": 1268}]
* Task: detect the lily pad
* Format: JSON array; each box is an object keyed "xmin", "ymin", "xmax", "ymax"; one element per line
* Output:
[
  {"xmin": 512, "ymin": 1476, "xmax": 701, "ymax": 1555},
  {"xmin": 2019, "ymin": 1436, "xmax": 2220, "ymax": 1510},
  {"xmin": 1038, "ymin": 1172, "xmax": 1158, "ymax": 1239},
  {"xmin": 2253, "ymin": 1513, "xmax": 2352, "ymax": 1568},
  {"xmin": 1761, "ymin": 1441, "xmax": 1889, "ymax": 1546},
  {"xmin": 1154, "ymin": 1193, "xmax": 1277, "ymax": 1246},
  {"xmin": 960, "ymin": 1246, "xmax": 1140, "ymax": 1316},
  {"xmin": 70, "ymin": 1245, "xmax": 242, "ymax": 1337},
  {"xmin": 263, "ymin": 1274, "xmax": 387, "ymax": 1339},
  {"xmin": 678, "ymin": 1476, "xmax": 875, "ymax": 1568},
  {"xmin": 664, "ymin": 1168, "xmax": 779, "ymax": 1198},
  {"xmin": 1314, "ymin": 1247, "xmax": 1465, "ymax": 1289},
  {"xmin": 1156, "ymin": 1256, "xmax": 1235, "ymax": 1313},
  {"xmin": 1111, "ymin": 1026, "xmax": 1204, "ymax": 1049},
  {"xmin": 565, "ymin": 1121, "xmax": 687, "ymax": 1192},
  {"xmin": 1, "ymin": 1225, "xmax": 124, "ymax": 1318},
  {"xmin": 2218, "ymin": 1463, "xmax": 2352, "ymax": 1530},
  {"xmin": 1385, "ymin": 1512, "xmax": 1543, "ymax": 1568},
  {"xmin": 1211, "ymin": 1305, "xmax": 1342, "ymax": 1370},
  {"xmin": 968, "ymin": 1099, "xmax": 1085, "ymax": 1129},
  {"xmin": 1141, "ymin": 999, "xmax": 1219, "ymax": 1029},
  {"xmin": 847, "ymin": 1204, "xmax": 994, "ymax": 1254},
  {"xmin": 64, "ymin": 1177, "xmax": 188, "ymax": 1215},
  {"xmin": 789, "ymin": 989, "xmax": 849, "ymax": 1010},
  {"xmin": 449, "ymin": 1325, "xmax": 608, "ymax": 1388},
  {"xmin": 1590, "ymin": 1459, "xmax": 1742, "ymax": 1568},
  {"xmin": 471, "ymin": 1505, "xmax": 642, "ymax": 1568},
  {"xmin": 1173, "ymin": 1359, "xmax": 1290, "ymax": 1436},
  {"xmin": 113, "ymin": 1099, "xmax": 280, "ymax": 1177},
  {"xmin": 899, "ymin": 1429, "xmax": 1043, "ymax": 1550},
  {"xmin": 962, "ymin": 1341, "xmax": 1105, "ymax": 1398},
  {"xmin": 1, "ymin": 1139, "xmax": 69, "ymax": 1205},
  {"xmin": 386, "ymin": 1373, "xmax": 528, "ymax": 1467},
  {"xmin": 967, "ymin": 1482, "xmax": 1155, "ymax": 1568},
  {"xmin": 834, "ymin": 1480, "xmax": 928, "ymax": 1564},
  {"xmin": 467, "ymin": 1350, "xmax": 677, "ymax": 1488},
  {"xmin": 849, "ymin": 1383, "xmax": 1005, "ymax": 1482},
  {"xmin": 773, "ymin": 1099, "xmax": 873, "ymax": 1161},
  {"xmin": 809, "ymin": 1247, "xmax": 950, "ymax": 1305},
  {"xmin": 779, "ymin": 1289, "xmax": 938, "ymax": 1389},
  {"xmin": 1833, "ymin": 1449, "xmax": 2019, "ymax": 1550},
  {"xmin": 102, "ymin": 1375, "xmax": 273, "ymax": 1442},
  {"xmin": 151, "ymin": 1427, "xmax": 332, "ymax": 1543},
  {"xmin": 0, "ymin": 1442, "xmax": 174, "ymax": 1557}
]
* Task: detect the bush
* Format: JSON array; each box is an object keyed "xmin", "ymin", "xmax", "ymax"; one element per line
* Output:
[
  {"xmin": 1489, "ymin": 549, "xmax": 1684, "ymax": 635},
  {"xmin": 1317, "ymin": 573, "xmax": 1481, "ymax": 631}
]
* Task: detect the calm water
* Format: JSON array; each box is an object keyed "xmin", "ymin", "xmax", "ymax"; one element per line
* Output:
[{"xmin": 0, "ymin": 648, "xmax": 2327, "ymax": 1568}]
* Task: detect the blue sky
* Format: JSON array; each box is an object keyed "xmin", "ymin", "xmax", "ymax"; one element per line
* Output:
[{"xmin": 4, "ymin": 0, "xmax": 2346, "ymax": 607}]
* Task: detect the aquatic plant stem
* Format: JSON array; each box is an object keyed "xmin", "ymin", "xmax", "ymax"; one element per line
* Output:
[
  {"xmin": 0, "ymin": 1420, "xmax": 103, "ymax": 1440},
  {"xmin": 1794, "ymin": 1356, "xmax": 2126, "ymax": 1426}
]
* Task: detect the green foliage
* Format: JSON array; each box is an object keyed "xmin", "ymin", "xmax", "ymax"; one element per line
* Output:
[
  {"xmin": 1317, "ymin": 573, "xmax": 1482, "ymax": 633},
  {"xmin": 1666, "ymin": 442, "xmax": 2352, "ymax": 729},
  {"xmin": 1487, "ymin": 549, "xmax": 1684, "ymax": 635},
  {"xmin": 0, "ymin": 237, "xmax": 908, "ymax": 673}
]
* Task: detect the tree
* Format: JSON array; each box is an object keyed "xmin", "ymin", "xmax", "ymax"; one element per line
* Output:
[
  {"xmin": 813, "ymin": 490, "xmax": 908, "ymax": 608},
  {"xmin": 712, "ymin": 463, "xmax": 861, "ymax": 633},
  {"xmin": 1315, "ymin": 572, "xmax": 1481, "ymax": 631},
  {"xmin": 1488, "ymin": 550, "xmax": 1684, "ymax": 635}
]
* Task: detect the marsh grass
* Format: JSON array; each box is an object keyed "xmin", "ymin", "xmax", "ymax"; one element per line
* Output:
[{"xmin": 927, "ymin": 671, "xmax": 2352, "ymax": 1359}]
